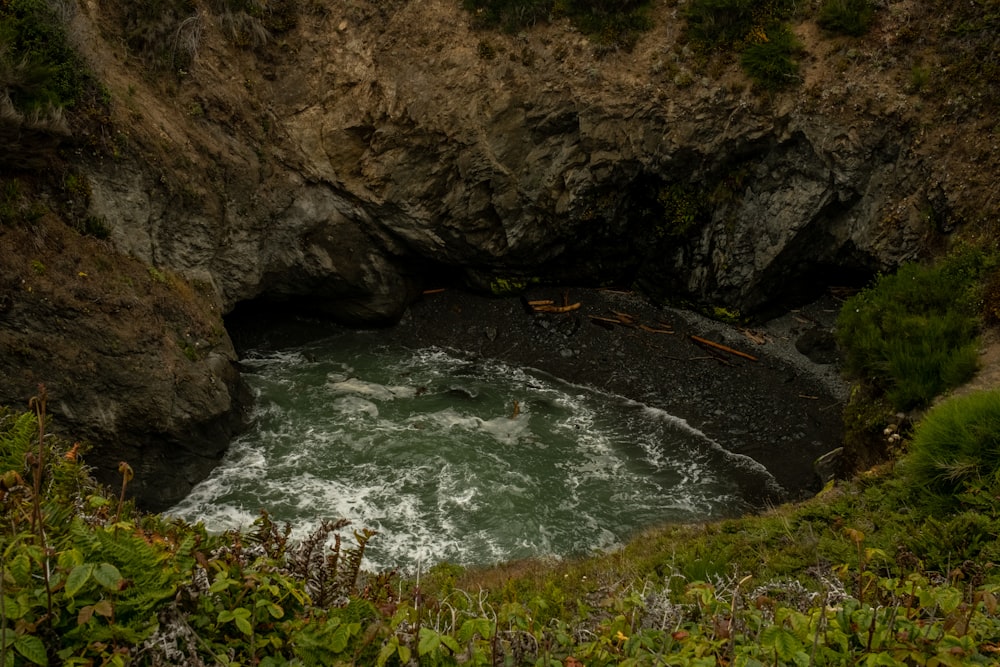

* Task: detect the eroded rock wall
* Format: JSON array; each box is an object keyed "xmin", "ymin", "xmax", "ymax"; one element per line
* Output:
[{"xmin": 76, "ymin": 0, "xmax": 952, "ymax": 325}]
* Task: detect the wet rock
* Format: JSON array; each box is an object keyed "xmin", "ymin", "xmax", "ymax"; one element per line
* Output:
[
  {"xmin": 795, "ymin": 329, "xmax": 840, "ymax": 365},
  {"xmin": 814, "ymin": 447, "xmax": 845, "ymax": 484}
]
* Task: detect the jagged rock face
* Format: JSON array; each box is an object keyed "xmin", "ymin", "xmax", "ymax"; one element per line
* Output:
[
  {"xmin": 76, "ymin": 0, "xmax": 948, "ymax": 325},
  {"xmin": 0, "ymin": 218, "xmax": 249, "ymax": 511}
]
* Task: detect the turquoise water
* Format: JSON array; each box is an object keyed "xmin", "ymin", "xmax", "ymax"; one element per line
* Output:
[{"xmin": 167, "ymin": 331, "xmax": 778, "ymax": 571}]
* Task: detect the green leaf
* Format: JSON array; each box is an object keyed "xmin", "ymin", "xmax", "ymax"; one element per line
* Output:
[
  {"xmin": 377, "ymin": 639, "xmax": 397, "ymax": 667},
  {"xmin": 418, "ymin": 627, "xmax": 441, "ymax": 656},
  {"xmin": 864, "ymin": 653, "xmax": 905, "ymax": 666},
  {"xmin": 934, "ymin": 587, "xmax": 963, "ymax": 614},
  {"xmin": 57, "ymin": 549, "xmax": 84, "ymax": 570},
  {"xmin": 92, "ymin": 563, "xmax": 123, "ymax": 590},
  {"xmin": 458, "ymin": 617, "xmax": 493, "ymax": 642},
  {"xmin": 224, "ymin": 607, "xmax": 253, "ymax": 636},
  {"xmin": 64, "ymin": 563, "xmax": 94, "ymax": 598},
  {"xmin": 329, "ymin": 621, "xmax": 359, "ymax": 653},
  {"xmin": 439, "ymin": 633, "xmax": 460, "ymax": 653},
  {"xmin": 14, "ymin": 634, "xmax": 48, "ymax": 666},
  {"xmin": 235, "ymin": 615, "xmax": 253, "ymax": 636},
  {"xmin": 760, "ymin": 625, "xmax": 803, "ymax": 661},
  {"xmin": 396, "ymin": 644, "xmax": 411, "ymax": 664},
  {"xmin": 2, "ymin": 594, "xmax": 24, "ymax": 620},
  {"xmin": 255, "ymin": 598, "xmax": 284, "ymax": 619},
  {"xmin": 209, "ymin": 576, "xmax": 234, "ymax": 594},
  {"xmin": 9, "ymin": 554, "xmax": 31, "ymax": 585}
]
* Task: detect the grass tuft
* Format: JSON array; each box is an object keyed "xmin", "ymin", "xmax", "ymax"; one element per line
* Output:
[
  {"xmin": 904, "ymin": 389, "xmax": 1000, "ymax": 505},
  {"xmin": 836, "ymin": 249, "xmax": 995, "ymax": 411}
]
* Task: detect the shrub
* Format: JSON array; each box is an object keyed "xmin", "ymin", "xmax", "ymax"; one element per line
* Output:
[
  {"xmin": 817, "ymin": 0, "xmax": 875, "ymax": 37},
  {"xmin": 836, "ymin": 252, "xmax": 990, "ymax": 411},
  {"xmin": 684, "ymin": 0, "xmax": 797, "ymax": 50},
  {"xmin": 462, "ymin": 0, "xmax": 553, "ymax": 32},
  {"xmin": 739, "ymin": 23, "xmax": 801, "ymax": 89},
  {"xmin": 110, "ymin": 0, "xmax": 201, "ymax": 72},
  {"xmin": 0, "ymin": 0, "xmax": 88, "ymax": 112},
  {"xmin": 554, "ymin": 0, "xmax": 653, "ymax": 52},
  {"xmin": 462, "ymin": 0, "xmax": 653, "ymax": 51},
  {"xmin": 904, "ymin": 389, "xmax": 1000, "ymax": 504}
]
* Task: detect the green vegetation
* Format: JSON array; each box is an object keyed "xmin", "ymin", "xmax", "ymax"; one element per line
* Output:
[
  {"xmin": 683, "ymin": 0, "xmax": 802, "ymax": 88},
  {"xmin": 654, "ymin": 184, "xmax": 708, "ymax": 239},
  {"xmin": 553, "ymin": 0, "xmax": 653, "ymax": 52},
  {"xmin": 836, "ymin": 248, "xmax": 997, "ymax": 411},
  {"xmin": 738, "ymin": 23, "xmax": 802, "ymax": 89},
  {"xmin": 0, "ymin": 0, "xmax": 102, "ymax": 169},
  {"xmin": 4, "ymin": 384, "xmax": 1000, "ymax": 665},
  {"xmin": 461, "ymin": 0, "xmax": 653, "ymax": 52},
  {"xmin": 684, "ymin": 0, "xmax": 797, "ymax": 51},
  {"xmin": 817, "ymin": 0, "xmax": 875, "ymax": 37},
  {"xmin": 933, "ymin": 0, "xmax": 1000, "ymax": 114},
  {"xmin": 0, "ymin": 0, "xmax": 90, "ymax": 113},
  {"xmin": 462, "ymin": 0, "xmax": 551, "ymax": 32},
  {"xmin": 488, "ymin": 275, "xmax": 540, "ymax": 295},
  {"xmin": 904, "ymin": 389, "xmax": 1000, "ymax": 509}
]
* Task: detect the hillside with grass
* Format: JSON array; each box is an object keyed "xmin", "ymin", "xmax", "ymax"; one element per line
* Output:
[{"xmin": 2, "ymin": 0, "xmax": 1000, "ymax": 664}]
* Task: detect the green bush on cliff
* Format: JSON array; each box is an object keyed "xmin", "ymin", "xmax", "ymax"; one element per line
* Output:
[
  {"xmin": 553, "ymin": 0, "xmax": 653, "ymax": 52},
  {"xmin": 904, "ymin": 389, "xmax": 1000, "ymax": 507},
  {"xmin": 836, "ymin": 250, "xmax": 992, "ymax": 411},
  {"xmin": 739, "ymin": 22, "xmax": 801, "ymax": 89},
  {"xmin": 684, "ymin": 0, "xmax": 797, "ymax": 50},
  {"xmin": 461, "ymin": 0, "xmax": 653, "ymax": 51},
  {"xmin": 817, "ymin": 0, "xmax": 875, "ymax": 37},
  {"xmin": 462, "ymin": 0, "xmax": 552, "ymax": 32},
  {"xmin": 0, "ymin": 0, "xmax": 89, "ymax": 112}
]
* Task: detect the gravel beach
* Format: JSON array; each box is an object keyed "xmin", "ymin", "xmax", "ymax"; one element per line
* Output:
[{"xmin": 364, "ymin": 287, "xmax": 849, "ymax": 504}]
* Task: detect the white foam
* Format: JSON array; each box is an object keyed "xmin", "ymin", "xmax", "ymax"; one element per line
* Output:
[
  {"xmin": 332, "ymin": 395, "xmax": 380, "ymax": 419},
  {"xmin": 329, "ymin": 377, "xmax": 417, "ymax": 401},
  {"xmin": 167, "ymin": 341, "xmax": 782, "ymax": 569}
]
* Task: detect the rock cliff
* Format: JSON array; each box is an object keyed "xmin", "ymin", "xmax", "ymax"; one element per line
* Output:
[
  {"xmin": 78, "ymin": 0, "xmax": 998, "ymax": 321},
  {"xmin": 1, "ymin": 0, "xmax": 997, "ymax": 507}
]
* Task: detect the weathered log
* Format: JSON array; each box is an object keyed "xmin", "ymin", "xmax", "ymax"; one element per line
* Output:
[
  {"xmin": 689, "ymin": 335, "xmax": 758, "ymax": 362},
  {"xmin": 533, "ymin": 302, "xmax": 581, "ymax": 314},
  {"xmin": 639, "ymin": 324, "xmax": 674, "ymax": 334}
]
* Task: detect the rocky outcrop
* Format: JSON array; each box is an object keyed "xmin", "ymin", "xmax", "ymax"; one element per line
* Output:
[
  {"xmin": 74, "ymin": 0, "xmax": 969, "ymax": 327},
  {"xmin": 0, "ymin": 218, "xmax": 249, "ymax": 511}
]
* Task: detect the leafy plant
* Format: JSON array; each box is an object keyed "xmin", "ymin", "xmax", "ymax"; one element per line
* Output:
[
  {"xmin": 684, "ymin": 0, "xmax": 797, "ymax": 51},
  {"xmin": 817, "ymin": 0, "xmax": 875, "ymax": 37},
  {"xmin": 836, "ymin": 249, "xmax": 993, "ymax": 411},
  {"xmin": 553, "ymin": 0, "xmax": 653, "ymax": 52},
  {"xmin": 654, "ymin": 183, "xmax": 709, "ymax": 239},
  {"xmin": 739, "ymin": 22, "xmax": 801, "ymax": 89},
  {"xmin": 462, "ymin": 0, "xmax": 552, "ymax": 32},
  {"xmin": 904, "ymin": 389, "xmax": 1000, "ymax": 504},
  {"xmin": 0, "ymin": 0, "xmax": 89, "ymax": 112},
  {"xmin": 461, "ymin": 0, "xmax": 653, "ymax": 51}
]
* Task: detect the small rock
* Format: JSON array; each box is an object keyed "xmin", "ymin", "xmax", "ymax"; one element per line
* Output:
[
  {"xmin": 795, "ymin": 329, "xmax": 839, "ymax": 365},
  {"xmin": 814, "ymin": 447, "xmax": 844, "ymax": 484}
]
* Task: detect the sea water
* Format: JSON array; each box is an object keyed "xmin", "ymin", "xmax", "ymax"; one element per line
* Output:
[{"xmin": 167, "ymin": 331, "xmax": 778, "ymax": 571}]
